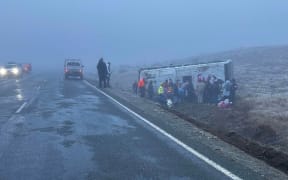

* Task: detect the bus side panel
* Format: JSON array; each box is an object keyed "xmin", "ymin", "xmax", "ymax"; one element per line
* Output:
[
  {"xmin": 139, "ymin": 60, "xmax": 232, "ymax": 93},
  {"xmin": 140, "ymin": 68, "xmax": 176, "ymax": 93}
]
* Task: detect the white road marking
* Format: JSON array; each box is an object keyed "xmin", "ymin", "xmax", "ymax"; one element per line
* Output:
[
  {"xmin": 15, "ymin": 85, "xmax": 41, "ymax": 114},
  {"xmin": 84, "ymin": 80, "xmax": 242, "ymax": 180},
  {"xmin": 15, "ymin": 102, "xmax": 27, "ymax": 114}
]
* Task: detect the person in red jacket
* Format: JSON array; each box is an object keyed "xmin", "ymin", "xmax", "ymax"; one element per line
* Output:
[{"xmin": 138, "ymin": 78, "xmax": 145, "ymax": 97}]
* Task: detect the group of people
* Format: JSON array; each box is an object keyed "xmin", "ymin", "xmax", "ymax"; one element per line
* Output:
[
  {"xmin": 133, "ymin": 75, "xmax": 238, "ymax": 108},
  {"xmin": 97, "ymin": 58, "xmax": 111, "ymax": 88}
]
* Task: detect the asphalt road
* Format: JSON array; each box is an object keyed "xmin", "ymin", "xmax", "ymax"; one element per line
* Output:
[
  {"xmin": 0, "ymin": 74, "xmax": 42, "ymax": 121},
  {"xmin": 0, "ymin": 72, "xmax": 281, "ymax": 180}
]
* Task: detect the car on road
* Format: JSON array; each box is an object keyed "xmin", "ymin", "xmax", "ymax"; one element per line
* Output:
[
  {"xmin": 0, "ymin": 63, "xmax": 23, "ymax": 78},
  {"xmin": 22, "ymin": 63, "xmax": 32, "ymax": 73},
  {"xmin": 64, "ymin": 59, "xmax": 84, "ymax": 80}
]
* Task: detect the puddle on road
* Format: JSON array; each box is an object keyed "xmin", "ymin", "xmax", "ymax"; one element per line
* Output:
[
  {"xmin": 30, "ymin": 126, "xmax": 55, "ymax": 133},
  {"xmin": 61, "ymin": 139, "xmax": 76, "ymax": 148},
  {"xmin": 57, "ymin": 125, "xmax": 74, "ymax": 136},
  {"xmin": 30, "ymin": 120, "xmax": 74, "ymax": 137},
  {"xmin": 57, "ymin": 137, "xmax": 96, "ymax": 179},
  {"xmin": 15, "ymin": 88, "xmax": 24, "ymax": 101},
  {"xmin": 83, "ymin": 114, "xmax": 136, "ymax": 136},
  {"xmin": 54, "ymin": 94, "xmax": 101, "ymax": 111},
  {"xmin": 56, "ymin": 98, "xmax": 77, "ymax": 108},
  {"xmin": 40, "ymin": 110, "xmax": 55, "ymax": 118},
  {"xmin": 63, "ymin": 120, "xmax": 74, "ymax": 125}
]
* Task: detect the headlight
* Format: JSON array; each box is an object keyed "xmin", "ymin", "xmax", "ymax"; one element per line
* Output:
[
  {"xmin": 12, "ymin": 68, "xmax": 19, "ymax": 74},
  {"xmin": 0, "ymin": 68, "xmax": 7, "ymax": 75}
]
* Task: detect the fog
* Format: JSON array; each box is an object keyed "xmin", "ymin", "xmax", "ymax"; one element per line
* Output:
[{"xmin": 0, "ymin": 0, "xmax": 287, "ymax": 71}]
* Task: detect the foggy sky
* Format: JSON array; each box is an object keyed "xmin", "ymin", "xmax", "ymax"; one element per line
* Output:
[{"xmin": 0, "ymin": 0, "xmax": 287, "ymax": 69}]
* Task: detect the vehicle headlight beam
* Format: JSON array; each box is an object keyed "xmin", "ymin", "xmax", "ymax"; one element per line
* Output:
[
  {"xmin": 12, "ymin": 68, "xmax": 19, "ymax": 75},
  {"xmin": 0, "ymin": 68, "xmax": 7, "ymax": 75}
]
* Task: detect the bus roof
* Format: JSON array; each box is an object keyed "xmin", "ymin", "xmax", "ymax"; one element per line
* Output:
[{"xmin": 139, "ymin": 59, "xmax": 232, "ymax": 72}]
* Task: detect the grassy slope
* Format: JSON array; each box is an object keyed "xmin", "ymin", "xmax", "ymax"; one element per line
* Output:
[{"xmin": 111, "ymin": 45, "xmax": 288, "ymax": 152}]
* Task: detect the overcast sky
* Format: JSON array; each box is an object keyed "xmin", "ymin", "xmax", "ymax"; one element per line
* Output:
[{"xmin": 0, "ymin": 0, "xmax": 287, "ymax": 69}]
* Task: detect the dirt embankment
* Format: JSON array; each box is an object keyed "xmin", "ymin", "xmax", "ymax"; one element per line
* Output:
[
  {"xmin": 170, "ymin": 101, "xmax": 288, "ymax": 174},
  {"xmin": 109, "ymin": 45, "xmax": 288, "ymax": 174}
]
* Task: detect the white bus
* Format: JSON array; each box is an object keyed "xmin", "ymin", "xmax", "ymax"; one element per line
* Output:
[{"xmin": 138, "ymin": 60, "xmax": 233, "ymax": 91}]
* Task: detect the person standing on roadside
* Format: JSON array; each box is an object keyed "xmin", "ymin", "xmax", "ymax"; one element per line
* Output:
[
  {"xmin": 106, "ymin": 62, "xmax": 111, "ymax": 88},
  {"xmin": 147, "ymin": 80, "xmax": 154, "ymax": 99},
  {"xmin": 97, "ymin": 58, "xmax": 108, "ymax": 88},
  {"xmin": 230, "ymin": 78, "xmax": 238, "ymax": 103},
  {"xmin": 196, "ymin": 78, "xmax": 206, "ymax": 104},
  {"xmin": 157, "ymin": 83, "xmax": 166, "ymax": 105},
  {"xmin": 222, "ymin": 80, "xmax": 231, "ymax": 101},
  {"xmin": 132, "ymin": 80, "xmax": 138, "ymax": 95},
  {"xmin": 138, "ymin": 78, "xmax": 145, "ymax": 97}
]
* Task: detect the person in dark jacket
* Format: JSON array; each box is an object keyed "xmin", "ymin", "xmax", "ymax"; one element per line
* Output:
[
  {"xmin": 132, "ymin": 80, "xmax": 138, "ymax": 95},
  {"xmin": 147, "ymin": 80, "xmax": 154, "ymax": 99},
  {"xmin": 187, "ymin": 81, "xmax": 196, "ymax": 103},
  {"xmin": 97, "ymin": 58, "xmax": 108, "ymax": 88},
  {"xmin": 230, "ymin": 78, "xmax": 238, "ymax": 103}
]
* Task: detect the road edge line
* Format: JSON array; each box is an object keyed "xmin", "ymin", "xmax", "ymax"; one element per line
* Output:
[
  {"xmin": 84, "ymin": 80, "xmax": 242, "ymax": 180},
  {"xmin": 15, "ymin": 102, "xmax": 28, "ymax": 114}
]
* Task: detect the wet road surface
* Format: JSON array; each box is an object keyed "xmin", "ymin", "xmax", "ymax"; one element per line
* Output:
[
  {"xmin": 0, "ymin": 74, "xmax": 42, "ymax": 122},
  {"xmin": 0, "ymin": 72, "xmax": 275, "ymax": 179}
]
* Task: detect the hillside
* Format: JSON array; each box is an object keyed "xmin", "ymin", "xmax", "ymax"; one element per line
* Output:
[{"xmin": 111, "ymin": 45, "xmax": 288, "ymax": 153}]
